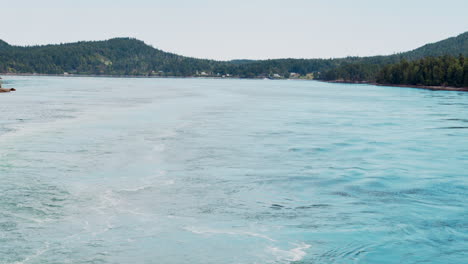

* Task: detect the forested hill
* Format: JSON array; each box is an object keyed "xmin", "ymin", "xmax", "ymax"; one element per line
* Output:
[
  {"xmin": 377, "ymin": 55, "xmax": 468, "ymax": 88},
  {"xmin": 319, "ymin": 31, "xmax": 468, "ymax": 84},
  {"xmin": 0, "ymin": 32, "xmax": 467, "ymax": 81},
  {"xmin": 0, "ymin": 38, "xmax": 221, "ymax": 76},
  {"xmin": 399, "ymin": 31, "xmax": 468, "ymax": 60},
  {"xmin": 0, "ymin": 37, "xmax": 337, "ymax": 77}
]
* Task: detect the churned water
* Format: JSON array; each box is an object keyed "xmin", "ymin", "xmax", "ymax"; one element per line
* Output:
[{"xmin": 0, "ymin": 76, "xmax": 467, "ymax": 264}]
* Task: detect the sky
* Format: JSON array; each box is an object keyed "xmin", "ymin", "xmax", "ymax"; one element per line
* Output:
[{"xmin": 1, "ymin": 0, "xmax": 467, "ymax": 60}]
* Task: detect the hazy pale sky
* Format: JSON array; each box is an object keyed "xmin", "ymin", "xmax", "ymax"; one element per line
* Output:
[{"xmin": 1, "ymin": 0, "xmax": 467, "ymax": 60}]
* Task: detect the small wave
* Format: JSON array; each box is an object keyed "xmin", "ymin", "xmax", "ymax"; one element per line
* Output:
[
  {"xmin": 331, "ymin": 191, "xmax": 353, "ymax": 197},
  {"xmin": 271, "ymin": 204, "xmax": 285, "ymax": 210},
  {"xmin": 288, "ymin": 147, "xmax": 328, "ymax": 153},
  {"xmin": 435, "ymin": 126, "xmax": 468, "ymax": 129},
  {"xmin": 295, "ymin": 204, "xmax": 330, "ymax": 210},
  {"xmin": 316, "ymin": 242, "xmax": 371, "ymax": 263},
  {"xmin": 445, "ymin": 118, "xmax": 468, "ymax": 122}
]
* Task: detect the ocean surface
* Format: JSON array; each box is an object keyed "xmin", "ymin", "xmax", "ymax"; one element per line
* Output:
[{"xmin": 0, "ymin": 76, "xmax": 467, "ymax": 264}]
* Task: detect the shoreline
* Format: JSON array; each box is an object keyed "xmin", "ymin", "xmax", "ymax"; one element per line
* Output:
[
  {"xmin": 320, "ymin": 80, "xmax": 468, "ymax": 92},
  {"xmin": 375, "ymin": 83, "xmax": 468, "ymax": 92},
  {"xmin": 0, "ymin": 72, "xmax": 289, "ymax": 80},
  {"xmin": 0, "ymin": 73, "xmax": 316, "ymax": 83},
  {"xmin": 0, "ymin": 72, "xmax": 205, "ymax": 79},
  {"xmin": 2, "ymin": 73, "xmax": 468, "ymax": 92},
  {"xmin": 373, "ymin": 83, "xmax": 468, "ymax": 92}
]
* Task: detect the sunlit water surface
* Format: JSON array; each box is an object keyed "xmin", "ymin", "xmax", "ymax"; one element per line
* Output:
[{"xmin": 0, "ymin": 76, "xmax": 467, "ymax": 264}]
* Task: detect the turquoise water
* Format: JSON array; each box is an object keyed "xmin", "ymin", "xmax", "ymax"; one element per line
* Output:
[{"xmin": 0, "ymin": 76, "xmax": 467, "ymax": 264}]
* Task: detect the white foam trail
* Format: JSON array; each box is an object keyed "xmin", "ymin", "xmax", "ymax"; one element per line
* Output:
[
  {"xmin": 4, "ymin": 211, "xmax": 50, "ymax": 224},
  {"xmin": 118, "ymin": 179, "xmax": 174, "ymax": 193},
  {"xmin": 0, "ymin": 102, "xmax": 145, "ymax": 150},
  {"xmin": 269, "ymin": 242, "xmax": 311, "ymax": 262},
  {"xmin": 151, "ymin": 144, "xmax": 166, "ymax": 152},
  {"xmin": 184, "ymin": 226, "xmax": 277, "ymax": 242},
  {"xmin": 12, "ymin": 242, "xmax": 50, "ymax": 264},
  {"xmin": 119, "ymin": 184, "xmax": 154, "ymax": 193}
]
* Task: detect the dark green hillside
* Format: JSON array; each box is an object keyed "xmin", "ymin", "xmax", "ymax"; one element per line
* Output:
[
  {"xmin": 377, "ymin": 55, "xmax": 468, "ymax": 88},
  {"xmin": 0, "ymin": 40, "xmax": 10, "ymax": 48},
  {"xmin": 320, "ymin": 32, "xmax": 468, "ymax": 83},
  {"xmin": 400, "ymin": 32, "xmax": 468, "ymax": 59},
  {"xmin": 0, "ymin": 38, "xmax": 341, "ymax": 77},
  {"xmin": 0, "ymin": 31, "xmax": 466, "ymax": 83},
  {"xmin": 0, "ymin": 38, "xmax": 221, "ymax": 76}
]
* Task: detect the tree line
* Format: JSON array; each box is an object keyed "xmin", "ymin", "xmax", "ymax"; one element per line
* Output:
[
  {"xmin": 377, "ymin": 55, "xmax": 468, "ymax": 87},
  {"xmin": 0, "ymin": 32, "xmax": 466, "ymax": 87},
  {"xmin": 320, "ymin": 55, "xmax": 468, "ymax": 88}
]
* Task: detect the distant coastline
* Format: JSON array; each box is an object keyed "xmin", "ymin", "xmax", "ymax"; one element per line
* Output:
[
  {"xmin": 3, "ymin": 72, "xmax": 467, "ymax": 92},
  {"xmin": 375, "ymin": 83, "xmax": 468, "ymax": 92},
  {"xmin": 1, "ymin": 32, "xmax": 466, "ymax": 86},
  {"xmin": 0, "ymin": 72, "xmax": 295, "ymax": 80},
  {"xmin": 322, "ymin": 80, "xmax": 468, "ymax": 92},
  {"xmin": 0, "ymin": 72, "xmax": 197, "ymax": 79}
]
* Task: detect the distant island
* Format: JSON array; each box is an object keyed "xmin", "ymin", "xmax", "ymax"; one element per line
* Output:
[{"xmin": 0, "ymin": 32, "xmax": 467, "ymax": 89}]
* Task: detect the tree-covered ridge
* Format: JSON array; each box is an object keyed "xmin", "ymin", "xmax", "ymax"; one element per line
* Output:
[
  {"xmin": 398, "ymin": 32, "xmax": 468, "ymax": 60},
  {"xmin": 0, "ymin": 37, "xmax": 353, "ymax": 77},
  {"xmin": 319, "ymin": 32, "xmax": 468, "ymax": 84},
  {"xmin": 0, "ymin": 38, "xmax": 222, "ymax": 76},
  {"xmin": 0, "ymin": 32, "xmax": 467, "ymax": 81},
  {"xmin": 377, "ymin": 55, "xmax": 468, "ymax": 88}
]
